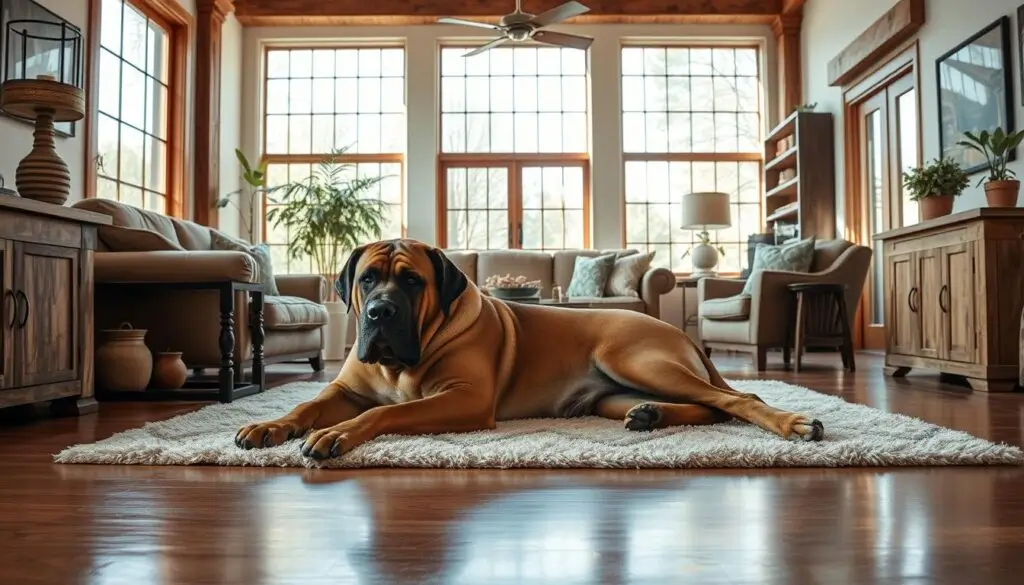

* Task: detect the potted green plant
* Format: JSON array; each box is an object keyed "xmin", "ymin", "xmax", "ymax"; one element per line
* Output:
[
  {"xmin": 268, "ymin": 146, "xmax": 390, "ymax": 360},
  {"xmin": 214, "ymin": 149, "xmax": 268, "ymax": 241},
  {"xmin": 957, "ymin": 127, "xmax": 1024, "ymax": 207},
  {"xmin": 902, "ymin": 157, "xmax": 970, "ymax": 220}
]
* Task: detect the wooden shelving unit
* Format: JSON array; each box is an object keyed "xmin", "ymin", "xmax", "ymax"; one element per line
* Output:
[{"xmin": 763, "ymin": 111, "xmax": 836, "ymax": 243}]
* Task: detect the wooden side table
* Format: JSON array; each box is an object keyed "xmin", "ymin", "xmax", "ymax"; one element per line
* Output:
[{"xmin": 785, "ymin": 282, "xmax": 855, "ymax": 373}]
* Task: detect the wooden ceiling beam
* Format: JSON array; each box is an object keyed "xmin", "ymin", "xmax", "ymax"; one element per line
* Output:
[{"xmin": 233, "ymin": 0, "xmax": 785, "ymax": 26}]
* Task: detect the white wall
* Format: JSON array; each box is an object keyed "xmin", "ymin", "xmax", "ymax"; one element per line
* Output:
[
  {"xmin": 241, "ymin": 23, "xmax": 779, "ymax": 250},
  {"xmin": 218, "ymin": 11, "xmax": 243, "ymax": 237},
  {"xmin": 803, "ymin": 0, "xmax": 1024, "ymax": 224},
  {"xmin": 0, "ymin": 0, "xmax": 87, "ymax": 200}
]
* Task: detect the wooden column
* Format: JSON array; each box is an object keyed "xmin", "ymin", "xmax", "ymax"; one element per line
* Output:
[
  {"xmin": 193, "ymin": 0, "xmax": 233, "ymax": 228},
  {"xmin": 773, "ymin": 13, "xmax": 802, "ymax": 121}
]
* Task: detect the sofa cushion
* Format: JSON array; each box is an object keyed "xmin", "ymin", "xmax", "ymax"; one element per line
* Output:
[
  {"xmin": 97, "ymin": 225, "xmax": 185, "ymax": 252},
  {"xmin": 553, "ymin": 249, "xmax": 636, "ymax": 290},
  {"xmin": 72, "ymin": 198, "xmax": 213, "ymax": 250},
  {"xmin": 699, "ymin": 294, "xmax": 751, "ymax": 321},
  {"xmin": 444, "ymin": 250, "xmax": 478, "ymax": 283},
  {"xmin": 264, "ymin": 295, "xmax": 329, "ymax": 331},
  {"xmin": 566, "ymin": 253, "xmax": 616, "ymax": 297}
]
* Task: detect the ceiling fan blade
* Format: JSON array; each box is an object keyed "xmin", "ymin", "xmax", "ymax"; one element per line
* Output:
[
  {"xmin": 529, "ymin": 1, "xmax": 591, "ymax": 28},
  {"xmin": 531, "ymin": 30, "xmax": 593, "ymax": 51},
  {"xmin": 437, "ymin": 17, "xmax": 501, "ymax": 31},
  {"xmin": 462, "ymin": 37, "xmax": 510, "ymax": 58}
]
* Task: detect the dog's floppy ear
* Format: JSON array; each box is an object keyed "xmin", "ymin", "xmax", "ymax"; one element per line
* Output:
[
  {"xmin": 426, "ymin": 247, "xmax": 468, "ymax": 318},
  {"xmin": 336, "ymin": 245, "xmax": 367, "ymax": 313}
]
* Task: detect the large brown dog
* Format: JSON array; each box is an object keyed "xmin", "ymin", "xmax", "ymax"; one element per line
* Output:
[{"xmin": 236, "ymin": 239, "xmax": 823, "ymax": 460}]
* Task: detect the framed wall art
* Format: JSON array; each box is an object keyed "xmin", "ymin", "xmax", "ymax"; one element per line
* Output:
[
  {"xmin": 0, "ymin": 0, "xmax": 81, "ymax": 137},
  {"xmin": 936, "ymin": 16, "xmax": 1015, "ymax": 175}
]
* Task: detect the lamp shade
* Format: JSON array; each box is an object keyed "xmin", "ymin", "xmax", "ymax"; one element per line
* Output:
[{"xmin": 679, "ymin": 191, "xmax": 731, "ymax": 230}]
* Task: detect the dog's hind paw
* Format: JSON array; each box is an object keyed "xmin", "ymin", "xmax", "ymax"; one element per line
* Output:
[
  {"xmin": 790, "ymin": 417, "xmax": 824, "ymax": 442},
  {"xmin": 624, "ymin": 403, "xmax": 662, "ymax": 432}
]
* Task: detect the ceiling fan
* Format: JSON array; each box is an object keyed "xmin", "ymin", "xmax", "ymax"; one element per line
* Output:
[{"xmin": 438, "ymin": 0, "xmax": 594, "ymax": 57}]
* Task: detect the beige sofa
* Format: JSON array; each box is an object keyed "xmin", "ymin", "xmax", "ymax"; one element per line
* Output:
[
  {"xmin": 697, "ymin": 239, "xmax": 872, "ymax": 371},
  {"xmin": 71, "ymin": 199, "xmax": 329, "ymax": 387},
  {"xmin": 445, "ymin": 248, "xmax": 675, "ymax": 319}
]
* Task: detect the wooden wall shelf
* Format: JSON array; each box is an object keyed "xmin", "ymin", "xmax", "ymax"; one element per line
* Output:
[{"xmin": 763, "ymin": 111, "xmax": 836, "ymax": 243}]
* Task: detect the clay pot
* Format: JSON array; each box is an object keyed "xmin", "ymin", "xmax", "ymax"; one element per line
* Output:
[
  {"xmin": 920, "ymin": 194, "xmax": 954, "ymax": 220},
  {"xmin": 95, "ymin": 322, "xmax": 152, "ymax": 392},
  {"xmin": 151, "ymin": 352, "xmax": 188, "ymax": 390},
  {"xmin": 984, "ymin": 180, "xmax": 1020, "ymax": 207}
]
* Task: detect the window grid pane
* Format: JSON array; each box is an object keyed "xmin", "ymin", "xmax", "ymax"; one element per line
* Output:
[
  {"xmin": 95, "ymin": 0, "xmax": 171, "ymax": 215},
  {"xmin": 444, "ymin": 167, "xmax": 510, "ymax": 250},
  {"xmin": 622, "ymin": 46, "xmax": 763, "ymax": 274},
  {"xmin": 621, "ymin": 46, "xmax": 762, "ymax": 154},
  {"xmin": 263, "ymin": 47, "xmax": 407, "ymax": 274},
  {"xmin": 440, "ymin": 46, "xmax": 589, "ymax": 154}
]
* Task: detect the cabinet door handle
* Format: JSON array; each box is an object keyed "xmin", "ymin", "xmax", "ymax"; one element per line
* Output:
[
  {"xmin": 907, "ymin": 287, "xmax": 918, "ymax": 312},
  {"xmin": 939, "ymin": 284, "xmax": 949, "ymax": 313},
  {"xmin": 14, "ymin": 290, "xmax": 27, "ymax": 329},
  {"xmin": 3, "ymin": 290, "xmax": 14, "ymax": 329}
]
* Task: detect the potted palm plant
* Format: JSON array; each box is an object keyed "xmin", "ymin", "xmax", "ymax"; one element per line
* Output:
[
  {"xmin": 957, "ymin": 127, "xmax": 1024, "ymax": 207},
  {"xmin": 268, "ymin": 147, "xmax": 391, "ymax": 360},
  {"xmin": 902, "ymin": 157, "xmax": 970, "ymax": 220},
  {"xmin": 214, "ymin": 149, "xmax": 268, "ymax": 240}
]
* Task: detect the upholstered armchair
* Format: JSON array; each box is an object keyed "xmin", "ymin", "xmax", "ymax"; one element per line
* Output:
[{"xmin": 697, "ymin": 239, "xmax": 872, "ymax": 371}]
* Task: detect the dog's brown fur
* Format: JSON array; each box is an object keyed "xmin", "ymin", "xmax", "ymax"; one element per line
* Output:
[{"xmin": 236, "ymin": 239, "xmax": 823, "ymax": 460}]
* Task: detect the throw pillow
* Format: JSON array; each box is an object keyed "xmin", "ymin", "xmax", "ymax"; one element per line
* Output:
[
  {"xmin": 565, "ymin": 253, "xmax": 616, "ymax": 298},
  {"xmin": 210, "ymin": 232, "xmax": 281, "ymax": 296},
  {"xmin": 741, "ymin": 236, "xmax": 816, "ymax": 294},
  {"xmin": 605, "ymin": 250, "xmax": 655, "ymax": 298}
]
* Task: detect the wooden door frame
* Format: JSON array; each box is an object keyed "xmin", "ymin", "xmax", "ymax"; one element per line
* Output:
[
  {"xmin": 857, "ymin": 90, "xmax": 891, "ymax": 350},
  {"xmin": 842, "ymin": 42, "xmax": 921, "ymax": 349}
]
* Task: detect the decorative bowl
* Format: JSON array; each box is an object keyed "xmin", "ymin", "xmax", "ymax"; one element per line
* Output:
[{"xmin": 488, "ymin": 287, "xmax": 541, "ymax": 300}]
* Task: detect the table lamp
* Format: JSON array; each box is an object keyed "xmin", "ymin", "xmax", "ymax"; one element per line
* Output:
[
  {"xmin": 0, "ymin": 18, "xmax": 84, "ymax": 206},
  {"xmin": 680, "ymin": 191, "xmax": 731, "ymax": 276}
]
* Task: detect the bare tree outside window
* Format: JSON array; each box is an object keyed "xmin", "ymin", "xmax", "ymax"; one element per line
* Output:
[
  {"xmin": 621, "ymin": 46, "xmax": 764, "ymax": 274},
  {"xmin": 261, "ymin": 47, "xmax": 406, "ymax": 274}
]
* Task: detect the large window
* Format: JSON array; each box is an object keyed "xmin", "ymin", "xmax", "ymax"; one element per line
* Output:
[
  {"xmin": 94, "ymin": 0, "xmax": 186, "ymax": 216},
  {"xmin": 621, "ymin": 46, "xmax": 763, "ymax": 273},
  {"xmin": 261, "ymin": 46, "xmax": 405, "ymax": 274},
  {"xmin": 438, "ymin": 46, "xmax": 590, "ymax": 251}
]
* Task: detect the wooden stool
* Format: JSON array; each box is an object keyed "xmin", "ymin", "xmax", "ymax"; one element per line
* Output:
[{"xmin": 785, "ymin": 282, "xmax": 855, "ymax": 373}]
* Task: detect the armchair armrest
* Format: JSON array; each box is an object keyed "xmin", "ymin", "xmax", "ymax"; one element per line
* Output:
[
  {"xmin": 747, "ymin": 269, "xmax": 848, "ymax": 345},
  {"xmin": 275, "ymin": 274, "xmax": 327, "ymax": 303},
  {"xmin": 94, "ymin": 251, "xmax": 257, "ymax": 283},
  {"xmin": 640, "ymin": 267, "xmax": 675, "ymax": 319},
  {"xmin": 697, "ymin": 277, "xmax": 746, "ymax": 303}
]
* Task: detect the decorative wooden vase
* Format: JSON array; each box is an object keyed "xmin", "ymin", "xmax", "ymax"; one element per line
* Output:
[
  {"xmin": 0, "ymin": 75, "xmax": 84, "ymax": 206},
  {"xmin": 151, "ymin": 352, "xmax": 188, "ymax": 390},
  {"xmin": 95, "ymin": 322, "xmax": 153, "ymax": 392}
]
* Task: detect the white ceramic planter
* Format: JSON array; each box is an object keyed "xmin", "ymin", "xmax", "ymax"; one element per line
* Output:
[{"xmin": 323, "ymin": 301, "xmax": 349, "ymax": 361}]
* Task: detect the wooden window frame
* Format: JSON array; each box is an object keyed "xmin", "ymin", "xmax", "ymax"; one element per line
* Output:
[
  {"xmin": 435, "ymin": 43, "xmax": 592, "ymax": 251},
  {"xmin": 619, "ymin": 43, "xmax": 765, "ymax": 277},
  {"xmin": 84, "ymin": 0, "xmax": 191, "ymax": 217},
  {"xmin": 841, "ymin": 42, "xmax": 922, "ymax": 349},
  {"xmin": 258, "ymin": 45, "xmax": 408, "ymax": 268}
]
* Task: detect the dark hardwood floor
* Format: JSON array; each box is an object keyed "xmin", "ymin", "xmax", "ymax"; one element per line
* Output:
[{"xmin": 1, "ymin": 351, "xmax": 1023, "ymax": 585}]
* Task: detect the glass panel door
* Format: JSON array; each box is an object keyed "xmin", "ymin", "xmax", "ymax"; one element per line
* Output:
[
  {"xmin": 444, "ymin": 166, "xmax": 510, "ymax": 249},
  {"xmin": 861, "ymin": 91, "xmax": 889, "ymax": 349},
  {"xmin": 888, "ymin": 74, "xmax": 920, "ymax": 228}
]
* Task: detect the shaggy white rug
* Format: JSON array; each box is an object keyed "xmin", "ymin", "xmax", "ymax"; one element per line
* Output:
[{"xmin": 53, "ymin": 380, "xmax": 1023, "ymax": 469}]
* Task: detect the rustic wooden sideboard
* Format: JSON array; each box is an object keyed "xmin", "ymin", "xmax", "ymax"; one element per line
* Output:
[
  {"xmin": 0, "ymin": 195, "xmax": 111, "ymax": 413},
  {"xmin": 875, "ymin": 208, "xmax": 1024, "ymax": 392}
]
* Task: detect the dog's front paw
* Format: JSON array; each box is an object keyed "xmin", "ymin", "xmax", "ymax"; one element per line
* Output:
[
  {"xmin": 235, "ymin": 420, "xmax": 305, "ymax": 450},
  {"xmin": 300, "ymin": 426, "xmax": 362, "ymax": 461},
  {"xmin": 788, "ymin": 415, "xmax": 824, "ymax": 442}
]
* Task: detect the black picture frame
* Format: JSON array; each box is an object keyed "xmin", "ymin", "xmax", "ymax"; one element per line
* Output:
[
  {"xmin": 936, "ymin": 16, "xmax": 1015, "ymax": 175},
  {"xmin": 1019, "ymin": 4, "xmax": 1024, "ymax": 105},
  {"xmin": 0, "ymin": 0, "xmax": 81, "ymax": 137}
]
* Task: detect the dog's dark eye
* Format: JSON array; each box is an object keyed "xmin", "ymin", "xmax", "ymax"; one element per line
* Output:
[
  {"xmin": 404, "ymin": 274, "xmax": 422, "ymax": 286},
  {"xmin": 359, "ymin": 272, "xmax": 375, "ymax": 285}
]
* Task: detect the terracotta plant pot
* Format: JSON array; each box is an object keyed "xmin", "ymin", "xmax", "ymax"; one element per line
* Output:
[
  {"xmin": 151, "ymin": 351, "xmax": 188, "ymax": 390},
  {"xmin": 920, "ymin": 194, "xmax": 954, "ymax": 220},
  {"xmin": 984, "ymin": 179, "xmax": 1020, "ymax": 207},
  {"xmin": 95, "ymin": 322, "xmax": 152, "ymax": 392}
]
